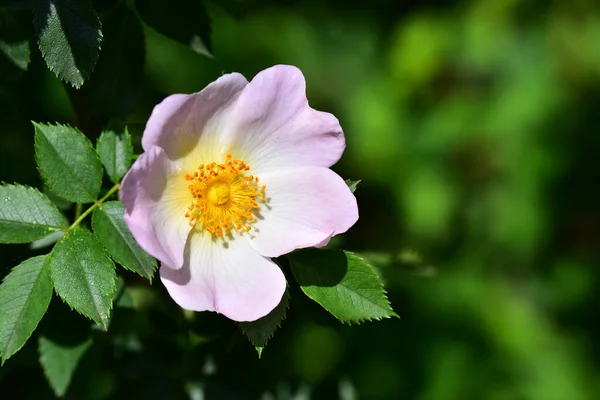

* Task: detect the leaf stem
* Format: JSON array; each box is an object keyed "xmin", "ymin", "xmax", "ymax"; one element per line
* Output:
[
  {"xmin": 74, "ymin": 202, "xmax": 83, "ymax": 220},
  {"xmin": 69, "ymin": 184, "xmax": 120, "ymax": 230}
]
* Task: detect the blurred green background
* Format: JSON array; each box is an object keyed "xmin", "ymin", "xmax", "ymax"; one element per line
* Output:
[{"xmin": 2, "ymin": 0, "xmax": 600, "ymax": 398}]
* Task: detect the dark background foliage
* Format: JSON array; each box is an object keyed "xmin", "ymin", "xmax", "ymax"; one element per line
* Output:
[{"xmin": 1, "ymin": 0, "xmax": 600, "ymax": 398}]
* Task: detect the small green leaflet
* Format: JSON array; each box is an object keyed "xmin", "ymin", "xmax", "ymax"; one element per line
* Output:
[
  {"xmin": 0, "ymin": 256, "xmax": 53, "ymax": 363},
  {"xmin": 34, "ymin": 123, "xmax": 103, "ymax": 203},
  {"xmin": 290, "ymin": 249, "xmax": 397, "ymax": 323},
  {"xmin": 92, "ymin": 201, "xmax": 157, "ymax": 280},
  {"xmin": 96, "ymin": 123, "xmax": 133, "ymax": 183},
  {"xmin": 345, "ymin": 179, "xmax": 361, "ymax": 193},
  {"xmin": 238, "ymin": 287, "xmax": 290, "ymax": 357},
  {"xmin": 33, "ymin": 0, "xmax": 102, "ymax": 87},
  {"xmin": 49, "ymin": 229, "xmax": 117, "ymax": 329},
  {"xmin": 0, "ymin": 184, "xmax": 67, "ymax": 243},
  {"xmin": 39, "ymin": 335, "xmax": 92, "ymax": 397}
]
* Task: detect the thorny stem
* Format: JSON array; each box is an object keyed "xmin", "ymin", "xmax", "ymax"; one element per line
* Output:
[{"xmin": 69, "ymin": 184, "xmax": 120, "ymax": 230}]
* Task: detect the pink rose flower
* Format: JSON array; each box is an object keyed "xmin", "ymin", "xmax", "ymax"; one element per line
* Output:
[{"xmin": 120, "ymin": 65, "xmax": 358, "ymax": 322}]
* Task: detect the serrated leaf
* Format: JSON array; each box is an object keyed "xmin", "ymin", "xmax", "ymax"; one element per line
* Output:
[
  {"xmin": 39, "ymin": 335, "xmax": 91, "ymax": 397},
  {"xmin": 34, "ymin": 122, "xmax": 103, "ymax": 203},
  {"xmin": 0, "ymin": 256, "xmax": 52, "ymax": 363},
  {"xmin": 49, "ymin": 229, "xmax": 117, "ymax": 329},
  {"xmin": 92, "ymin": 201, "xmax": 157, "ymax": 280},
  {"xmin": 345, "ymin": 179, "xmax": 361, "ymax": 193},
  {"xmin": 290, "ymin": 249, "xmax": 397, "ymax": 323},
  {"xmin": 96, "ymin": 123, "xmax": 133, "ymax": 183},
  {"xmin": 0, "ymin": 184, "xmax": 68, "ymax": 244},
  {"xmin": 85, "ymin": 6, "xmax": 145, "ymax": 118},
  {"xmin": 238, "ymin": 286, "xmax": 289, "ymax": 356},
  {"xmin": 136, "ymin": 0, "xmax": 212, "ymax": 57},
  {"xmin": 33, "ymin": 0, "xmax": 102, "ymax": 87}
]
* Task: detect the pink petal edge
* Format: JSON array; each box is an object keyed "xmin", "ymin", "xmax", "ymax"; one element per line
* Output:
[
  {"xmin": 120, "ymin": 147, "xmax": 191, "ymax": 269},
  {"xmin": 142, "ymin": 73, "xmax": 249, "ymax": 161},
  {"xmin": 224, "ymin": 65, "xmax": 346, "ymax": 174}
]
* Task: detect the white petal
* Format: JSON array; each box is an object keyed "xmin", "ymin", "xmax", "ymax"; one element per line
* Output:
[
  {"xmin": 160, "ymin": 231, "xmax": 287, "ymax": 322},
  {"xmin": 247, "ymin": 166, "xmax": 358, "ymax": 257}
]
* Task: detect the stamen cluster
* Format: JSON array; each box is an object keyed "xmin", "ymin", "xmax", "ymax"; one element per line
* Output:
[{"xmin": 184, "ymin": 154, "xmax": 267, "ymax": 237}]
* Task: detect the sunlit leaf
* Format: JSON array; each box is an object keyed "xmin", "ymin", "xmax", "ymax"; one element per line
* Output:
[
  {"xmin": 33, "ymin": 0, "xmax": 102, "ymax": 87},
  {"xmin": 0, "ymin": 256, "xmax": 52, "ymax": 363},
  {"xmin": 290, "ymin": 249, "xmax": 397, "ymax": 323},
  {"xmin": 34, "ymin": 122, "xmax": 103, "ymax": 203},
  {"xmin": 92, "ymin": 201, "xmax": 157, "ymax": 280},
  {"xmin": 0, "ymin": 184, "xmax": 67, "ymax": 244},
  {"xmin": 49, "ymin": 229, "xmax": 116, "ymax": 329}
]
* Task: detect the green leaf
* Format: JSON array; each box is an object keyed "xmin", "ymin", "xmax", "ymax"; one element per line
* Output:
[
  {"xmin": 96, "ymin": 123, "xmax": 133, "ymax": 183},
  {"xmin": 238, "ymin": 287, "xmax": 289, "ymax": 357},
  {"xmin": 0, "ymin": 10, "xmax": 31, "ymax": 77},
  {"xmin": 0, "ymin": 40, "xmax": 29, "ymax": 71},
  {"xmin": 0, "ymin": 256, "xmax": 53, "ymax": 363},
  {"xmin": 136, "ymin": 0, "xmax": 212, "ymax": 57},
  {"xmin": 39, "ymin": 335, "xmax": 91, "ymax": 397},
  {"xmin": 85, "ymin": 6, "xmax": 145, "ymax": 118},
  {"xmin": 290, "ymin": 249, "xmax": 397, "ymax": 323},
  {"xmin": 345, "ymin": 179, "xmax": 361, "ymax": 193},
  {"xmin": 42, "ymin": 184, "xmax": 72, "ymax": 211},
  {"xmin": 33, "ymin": 0, "xmax": 102, "ymax": 87},
  {"xmin": 49, "ymin": 229, "xmax": 117, "ymax": 329},
  {"xmin": 92, "ymin": 201, "xmax": 157, "ymax": 280},
  {"xmin": 0, "ymin": 184, "xmax": 67, "ymax": 244},
  {"xmin": 34, "ymin": 122, "xmax": 103, "ymax": 203}
]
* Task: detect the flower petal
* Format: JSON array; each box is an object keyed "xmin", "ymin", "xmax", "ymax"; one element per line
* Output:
[
  {"xmin": 120, "ymin": 147, "xmax": 193, "ymax": 269},
  {"xmin": 224, "ymin": 65, "xmax": 345, "ymax": 173},
  {"xmin": 248, "ymin": 166, "xmax": 358, "ymax": 257},
  {"xmin": 160, "ymin": 231, "xmax": 287, "ymax": 322},
  {"xmin": 142, "ymin": 73, "xmax": 248, "ymax": 161}
]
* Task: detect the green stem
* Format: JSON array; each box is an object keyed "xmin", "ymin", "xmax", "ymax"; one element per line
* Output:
[
  {"xmin": 69, "ymin": 184, "xmax": 120, "ymax": 230},
  {"xmin": 74, "ymin": 202, "xmax": 83, "ymax": 220}
]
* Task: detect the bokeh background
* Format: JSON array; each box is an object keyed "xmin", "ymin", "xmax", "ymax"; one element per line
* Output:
[{"xmin": 2, "ymin": 0, "xmax": 600, "ymax": 398}]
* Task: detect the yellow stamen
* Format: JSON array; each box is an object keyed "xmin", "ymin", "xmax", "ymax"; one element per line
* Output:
[{"xmin": 184, "ymin": 153, "xmax": 267, "ymax": 237}]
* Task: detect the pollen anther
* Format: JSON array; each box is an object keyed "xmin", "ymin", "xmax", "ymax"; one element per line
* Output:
[{"xmin": 184, "ymin": 153, "xmax": 266, "ymax": 236}]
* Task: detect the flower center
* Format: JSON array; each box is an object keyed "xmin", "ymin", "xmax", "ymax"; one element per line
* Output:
[
  {"xmin": 207, "ymin": 181, "xmax": 230, "ymax": 205},
  {"xmin": 184, "ymin": 154, "xmax": 267, "ymax": 238}
]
